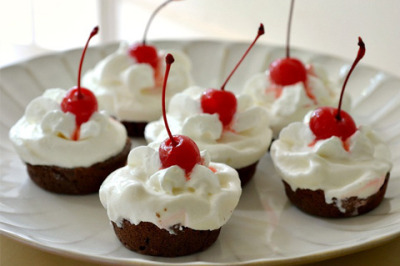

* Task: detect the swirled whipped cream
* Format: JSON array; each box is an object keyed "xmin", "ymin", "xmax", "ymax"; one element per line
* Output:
[
  {"xmin": 9, "ymin": 88, "xmax": 128, "ymax": 168},
  {"xmin": 270, "ymin": 116, "xmax": 392, "ymax": 212},
  {"xmin": 99, "ymin": 146, "xmax": 241, "ymax": 231},
  {"xmin": 145, "ymin": 86, "xmax": 272, "ymax": 169},
  {"xmin": 82, "ymin": 42, "xmax": 193, "ymax": 122},
  {"xmin": 243, "ymin": 65, "xmax": 351, "ymax": 137}
]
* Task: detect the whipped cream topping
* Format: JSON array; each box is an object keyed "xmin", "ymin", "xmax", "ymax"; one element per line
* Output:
[
  {"xmin": 145, "ymin": 86, "xmax": 273, "ymax": 169},
  {"xmin": 243, "ymin": 65, "xmax": 351, "ymax": 137},
  {"xmin": 99, "ymin": 146, "xmax": 241, "ymax": 231},
  {"xmin": 9, "ymin": 88, "xmax": 128, "ymax": 168},
  {"xmin": 270, "ymin": 117, "xmax": 392, "ymax": 212},
  {"xmin": 82, "ymin": 42, "xmax": 193, "ymax": 122}
]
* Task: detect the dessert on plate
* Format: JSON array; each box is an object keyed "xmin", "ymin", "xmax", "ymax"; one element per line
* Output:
[
  {"xmin": 100, "ymin": 54, "xmax": 241, "ymax": 256},
  {"xmin": 145, "ymin": 24, "xmax": 272, "ymax": 186},
  {"xmin": 270, "ymin": 38, "xmax": 392, "ymax": 217},
  {"xmin": 243, "ymin": 0, "xmax": 350, "ymax": 138},
  {"xmin": 9, "ymin": 27, "xmax": 131, "ymax": 195},
  {"xmin": 82, "ymin": 0, "xmax": 193, "ymax": 137}
]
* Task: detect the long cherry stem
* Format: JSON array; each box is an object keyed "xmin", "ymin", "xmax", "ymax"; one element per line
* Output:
[
  {"xmin": 162, "ymin": 54, "xmax": 177, "ymax": 146},
  {"xmin": 77, "ymin": 26, "xmax": 99, "ymax": 97},
  {"xmin": 142, "ymin": 0, "xmax": 174, "ymax": 45},
  {"xmin": 286, "ymin": 0, "xmax": 295, "ymax": 58},
  {"xmin": 336, "ymin": 37, "xmax": 365, "ymax": 120},
  {"xmin": 220, "ymin": 23, "xmax": 265, "ymax": 91}
]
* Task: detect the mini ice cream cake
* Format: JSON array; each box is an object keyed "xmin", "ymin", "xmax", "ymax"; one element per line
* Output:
[
  {"xmin": 145, "ymin": 24, "xmax": 272, "ymax": 186},
  {"xmin": 8, "ymin": 27, "xmax": 131, "ymax": 195},
  {"xmin": 99, "ymin": 54, "xmax": 241, "ymax": 257},
  {"xmin": 243, "ymin": 0, "xmax": 350, "ymax": 138},
  {"xmin": 270, "ymin": 38, "xmax": 392, "ymax": 217},
  {"xmin": 100, "ymin": 145, "xmax": 241, "ymax": 256},
  {"xmin": 82, "ymin": 0, "xmax": 193, "ymax": 137}
]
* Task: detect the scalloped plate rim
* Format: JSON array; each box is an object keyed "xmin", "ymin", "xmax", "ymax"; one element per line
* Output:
[{"xmin": 2, "ymin": 228, "xmax": 399, "ymax": 265}]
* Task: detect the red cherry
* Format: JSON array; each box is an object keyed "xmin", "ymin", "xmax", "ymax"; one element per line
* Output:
[
  {"xmin": 159, "ymin": 54, "xmax": 201, "ymax": 175},
  {"xmin": 61, "ymin": 87, "xmax": 98, "ymax": 126},
  {"xmin": 269, "ymin": 0, "xmax": 307, "ymax": 86},
  {"xmin": 129, "ymin": 43, "xmax": 158, "ymax": 69},
  {"xmin": 309, "ymin": 107, "xmax": 356, "ymax": 141},
  {"xmin": 201, "ymin": 89, "xmax": 237, "ymax": 127},
  {"xmin": 201, "ymin": 24, "xmax": 265, "ymax": 126},
  {"xmin": 128, "ymin": 0, "xmax": 177, "ymax": 69},
  {"xmin": 269, "ymin": 57, "xmax": 307, "ymax": 86},
  {"xmin": 159, "ymin": 135, "xmax": 201, "ymax": 175},
  {"xmin": 61, "ymin": 26, "xmax": 99, "ymax": 140},
  {"xmin": 309, "ymin": 37, "xmax": 366, "ymax": 143}
]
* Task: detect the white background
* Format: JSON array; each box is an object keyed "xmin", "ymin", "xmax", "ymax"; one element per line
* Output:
[{"xmin": 0, "ymin": 0, "xmax": 399, "ymax": 77}]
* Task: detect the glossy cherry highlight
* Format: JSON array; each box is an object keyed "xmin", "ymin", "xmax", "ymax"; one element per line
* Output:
[
  {"xmin": 128, "ymin": 0, "xmax": 177, "ymax": 69},
  {"xmin": 201, "ymin": 24, "xmax": 265, "ymax": 127},
  {"xmin": 309, "ymin": 37, "xmax": 366, "ymax": 143},
  {"xmin": 61, "ymin": 26, "xmax": 99, "ymax": 140},
  {"xmin": 159, "ymin": 54, "xmax": 201, "ymax": 175}
]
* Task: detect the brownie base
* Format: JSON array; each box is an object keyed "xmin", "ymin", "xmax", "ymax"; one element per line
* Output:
[
  {"xmin": 112, "ymin": 220, "xmax": 221, "ymax": 257},
  {"xmin": 236, "ymin": 161, "xmax": 259, "ymax": 186},
  {"xmin": 283, "ymin": 173, "xmax": 390, "ymax": 218},
  {"xmin": 121, "ymin": 121, "xmax": 148, "ymax": 138},
  {"xmin": 26, "ymin": 139, "xmax": 131, "ymax": 195}
]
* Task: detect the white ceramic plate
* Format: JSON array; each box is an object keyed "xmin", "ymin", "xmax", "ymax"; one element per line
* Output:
[{"xmin": 1, "ymin": 40, "xmax": 399, "ymax": 265}]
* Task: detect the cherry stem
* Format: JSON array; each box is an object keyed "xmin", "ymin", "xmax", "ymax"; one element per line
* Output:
[
  {"xmin": 336, "ymin": 37, "xmax": 365, "ymax": 121},
  {"xmin": 162, "ymin": 53, "xmax": 177, "ymax": 146},
  {"xmin": 142, "ymin": 0, "xmax": 174, "ymax": 45},
  {"xmin": 220, "ymin": 23, "xmax": 265, "ymax": 91},
  {"xmin": 77, "ymin": 26, "xmax": 99, "ymax": 98},
  {"xmin": 286, "ymin": 0, "xmax": 295, "ymax": 58}
]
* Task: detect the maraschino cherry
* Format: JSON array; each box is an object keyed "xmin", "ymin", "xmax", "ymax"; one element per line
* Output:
[
  {"xmin": 201, "ymin": 23, "xmax": 265, "ymax": 127},
  {"xmin": 309, "ymin": 37, "xmax": 366, "ymax": 146},
  {"xmin": 159, "ymin": 54, "xmax": 201, "ymax": 176},
  {"xmin": 269, "ymin": 0, "xmax": 307, "ymax": 87},
  {"xmin": 61, "ymin": 26, "xmax": 99, "ymax": 141},
  {"xmin": 129, "ymin": 0, "xmax": 176, "ymax": 70}
]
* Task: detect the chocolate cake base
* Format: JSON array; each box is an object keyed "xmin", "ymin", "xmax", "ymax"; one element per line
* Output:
[
  {"xmin": 112, "ymin": 220, "xmax": 221, "ymax": 257},
  {"xmin": 121, "ymin": 121, "xmax": 147, "ymax": 138},
  {"xmin": 283, "ymin": 173, "xmax": 390, "ymax": 218},
  {"xmin": 236, "ymin": 161, "xmax": 259, "ymax": 186},
  {"xmin": 26, "ymin": 139, "xmax": 131, "ymax": 195}
]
